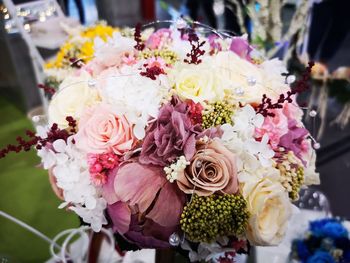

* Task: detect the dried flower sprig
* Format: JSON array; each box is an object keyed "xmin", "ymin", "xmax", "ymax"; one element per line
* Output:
[
  {"xmin": 140, "ymin": 65, "xmax": 165, "ymax": 80},
  {"xmin": 184, "ymin": 30, "xmax": 206, "ymax": 65},
  {"xmin": 0, "ymin": 116, "xmax": 78, "ymax": 158},
  {"xmin": 256, "ymin": 61, "xmax": 315, "ymax": 117},
  {"xmin": 0, "ymin": 130, "xmax": 39, "ymax": 158},
  {"xmin": 38, "ymin": 83, "xmax": 56, "ymax": 95},
  {"xmin": 66, "ymin": 116, "xmax": 77, "ymax": 133},
  {"xmin": 134, "ymin": 23, "xmax": 145, "ymax": 51}
]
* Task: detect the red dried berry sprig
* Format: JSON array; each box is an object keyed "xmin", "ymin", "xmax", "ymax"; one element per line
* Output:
[
  {"xmin": 0, "ymin": 130, "xmax": 39, "ymax": 158},
  {"xmin": 66, "ymin": 116, "xmax": 77, "ymax": 133},
  {"xmin": 134, "ymin": 23, "xmax": 145, "ymax": 51},
  {"xmin": 140, "ymin": 64, "xmax": 165, "ymax": 80},
  {"xmin": 187, "ymin": 100, "xmax": 203, "ymax": 125},
  {"xmin": 38, "ymin": 83, "xmax": 56, "ymax": 95},
  {"xmin": 0, "ymin": 116, "xmax": 78, "ymax": 159},
  {"xmin": 184, "ymin": 31, "xmax": 206, "ymax": 65},
  {"xmin": 256, "ymin": 61, "xmax": 315, "ymax": 117}
]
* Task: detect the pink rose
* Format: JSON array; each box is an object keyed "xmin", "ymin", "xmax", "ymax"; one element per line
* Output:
[
  {"xmin": 177, "ymin": 139, "xmax": 239, "ymax": 196},
  {"xmin": 75, "ymin": 104, "xmax": 136, "ymax": 155}
]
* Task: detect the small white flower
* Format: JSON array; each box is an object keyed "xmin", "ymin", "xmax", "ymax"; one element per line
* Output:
[
  {"xmin": 246, "ymin": 134, "xmax": 275, "ymax": 167},
  {"xmin": 70, "ymin": 198, "xmax": 108, "ymax": 232},
  {"xmin": 231, "ymin": 105, "xmax": 264, "ymax": 139},
  {"xmin": 37, "ymin": 148, "xmax": 56, "ymax": 169}
]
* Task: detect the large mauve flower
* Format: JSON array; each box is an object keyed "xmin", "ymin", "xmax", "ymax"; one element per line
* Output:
[
  {"xmin": 105, "ymin": 161, "xmax": 186, "ymax": 248},
  {"xmin": 75, "ymin": 104, "xmax": 136, "ymax": 155},
  {"xmin": 229, "ymin": 36, "xmax": 253, "ymax": 62},
  {"xmin": 139, "ymin": 97, "xmax": 202, "ymax": 166},
  {"xmin": 279, "ymin": 119, "xmax": 309, "ymax": 164},
  {"xmin": 176, "ymin": 139, "xmax": 239, "ymax": 196}
]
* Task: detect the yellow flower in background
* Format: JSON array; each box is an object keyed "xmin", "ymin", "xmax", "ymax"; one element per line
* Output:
[
  {"xmin": 45, "ymin": 24, "xmax": 119, "ymax": 69},
  {"xmin": 80, "ymin": 24, "xmax": 116, "ymax": 41},
  {"xmin": 80, "ymin": 42, "xmax": 94, "ymax": 61}
]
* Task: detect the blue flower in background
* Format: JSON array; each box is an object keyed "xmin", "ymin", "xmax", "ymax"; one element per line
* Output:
[
  {"xmin": 306, "ymin": 251, "xmax": 336, "ymax": 263},
  {"xmin": 292, "ymin": 218, "xmax": 350, "ymax": 263},
  {"xmin": 310, "ymin": 219, "xmax": 348, "ymax": 239},
  {"xmin": 310, "ymin": 219, "xmax": 335, "ymax": 233},
  {"xmin": 343, "ymin": 250, "xmax": 350, "ymax": 262},
  {"xmin": 297, "ymin": 240, "xmax": 311, "ymax": 260},
  {"xmin": 323, "ymin": 222, "xmax": 348, "ymax": 239}
]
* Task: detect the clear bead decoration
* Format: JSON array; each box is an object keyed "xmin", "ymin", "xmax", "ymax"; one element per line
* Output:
[
  {"xmin": 313, "ymin": 142, "xmax": 321, "ymax": 149},
  {"xmin": 247, "ymin": 76, "xmax": 257, "ymax": 86},
  {"xmin": 32, "ymin": 115, "xmax": 40, "ymax": 123},
  {"xmin": 309, "ymin": 110, "xmax": 317, "ymax": 117},
  {"xmin": 175, "ymin": 18, "xmax": 187, "ymax": 29},
  {"xmin": 169, "ymin": 232, "xmax": 180, "ymax": 246},
  {"xmin": 87, "ymin": 79, "xmax": 97, "ymax": 88},
  {"xmin": 286, "ymin": 75, "xmax": 296, "ymax": 84},
  {"xmin": 235, "ymin": 87, "xmax": 244, "ymax": 96}
]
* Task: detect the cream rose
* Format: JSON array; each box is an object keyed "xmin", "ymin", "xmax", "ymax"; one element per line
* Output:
[
  {"xmin": 48, "ymin": 71, "xmax": 100, "ymax": 128},
  {"xmin": 212, "ymin": 52, "xmax": 290, "ymax": 104},
  {"xmin": 170, "ymin": 59, "xmax": 224, "ymax": 103},
  {"xmin": 241, "ymin": 176, "xmax": 292, "ymax": 246},
  {"xmin": 177, "ymin": 139, "xmax": 239, "ymax": 196}
]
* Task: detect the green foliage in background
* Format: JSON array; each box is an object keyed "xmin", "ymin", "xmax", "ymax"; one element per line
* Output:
[{"xmin": 0, "ymin": 92, "xmax": 78, "ymax": 263}]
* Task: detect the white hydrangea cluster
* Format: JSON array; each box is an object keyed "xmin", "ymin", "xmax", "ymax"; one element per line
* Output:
[
  {"xmin": 37, "ymin": 134, "xmax": 107, "ymax": 231},
  {"xmin": 220, "ymin": 104, "xmax": 274, "ymax": 168}
]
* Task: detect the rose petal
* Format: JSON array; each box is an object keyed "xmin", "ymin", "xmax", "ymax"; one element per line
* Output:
[
  {"xmin": 146, "ymin": 182, "xmax": 185, "ymax": 227},
  {"xmin": 102, "ymin": 167, "xmax": 118, "ymax": 204},
  {"xmin": 107, "ymin": 201, "xmax": 131, "ymax": 234},
  {"xmin": 114, "ymin": 162, "xmax": 166, "ymax": 213}
]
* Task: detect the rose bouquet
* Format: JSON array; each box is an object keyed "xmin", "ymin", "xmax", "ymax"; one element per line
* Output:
[
  {"xmin": 1, "ymin": 22, "xmax": 320, "ymax": 262},
  {"xmin": 291, "ymin": 218, "xmax": 350, "ymax": 263}
]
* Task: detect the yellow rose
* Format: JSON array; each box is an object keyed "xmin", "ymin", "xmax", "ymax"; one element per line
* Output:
[
  {"xmin": 212, "ymin": 52, "xmax": 289, "ymax": 104},
  {"xmin": 241, "ymin": 175, "xmax": 292, "ymax": 246},
  {"xmin": 170, "ymin": 59, "xmax": 224, "ymax": 103},
  {"xmin": 48, "ymin": 71, "xmax": 100, "ymax": 128}
]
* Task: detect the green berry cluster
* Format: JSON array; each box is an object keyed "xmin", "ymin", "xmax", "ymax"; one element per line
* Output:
[
  {"xmin": 140, "ymin": 49, "xmax": 178, "ymax": 65},
  {"xmin": 289, "ymin": 166, "xmax": 304, "ymax": 201},
  {"xmin": 180, "ymin": 194, "xmax": 249, "ymax": 243},
  {"xmin": 202, "ymin": 102, "xmax": 234, "ymax": 129},
  {"xmin": 278, "ymin": 162, "xmax": 304, "ymax": 201}
]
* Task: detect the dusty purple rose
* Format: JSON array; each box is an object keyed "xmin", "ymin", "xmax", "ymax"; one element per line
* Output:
[
  {"xmin": 140, "ymin": 97, "xmax": 202, "ymax": 166},
  {"xmin": 230, "ymin": 36, "xmax": 253, "ymax": 62},
  {"xmin": 279, "ymin": 119, "xmax": 309, "ymax": 164},
  {"xmin": 208, "ymin": 34, "xmax": 222, "ymax": 52}
]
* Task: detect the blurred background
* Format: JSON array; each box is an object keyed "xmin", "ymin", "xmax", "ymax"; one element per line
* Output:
[{"xmin": 0, "ymin": 0, "xmax": 349, "ymax": 262}]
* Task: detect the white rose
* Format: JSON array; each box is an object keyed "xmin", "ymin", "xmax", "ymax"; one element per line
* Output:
[
  {"xmin": 260, "ymin": 58, "xmax": 290, "ymax": 98},
  {"xmin": 48, "ymin": 71, "xmax": 100, "ymax": 128},
  {"xmin": 170, "ymin": 58, "xmax": 224, "ymax": 103},
  {"xmin": 241, "ymin": 175, "xmax": 292, "ymax": 246},
  {"xmin": 212, "ymin": 52, "xmax": 290, "ymax": 104}
]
